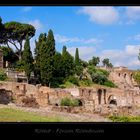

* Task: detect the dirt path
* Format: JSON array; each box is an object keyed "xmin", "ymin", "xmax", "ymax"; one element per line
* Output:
[{"xmin": 0, "ymin": 104, "xmax": 112, "ymax": 122}]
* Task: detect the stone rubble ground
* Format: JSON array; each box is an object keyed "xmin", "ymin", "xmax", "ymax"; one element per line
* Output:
[{"xmin": 0, "ymin": 104, "xmax": 111, "ymax": 122}]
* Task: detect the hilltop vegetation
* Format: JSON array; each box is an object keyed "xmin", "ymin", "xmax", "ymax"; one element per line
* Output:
[{"xmin": 0, "ymin": 17, "xmax": 116, "ymax": 88}]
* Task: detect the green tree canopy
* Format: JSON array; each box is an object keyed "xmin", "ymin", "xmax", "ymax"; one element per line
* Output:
[
  {"xmin": 0, "ymin": 46, "xmax": 18, "ymax": 63},
  {"xmin": 75, "ymin": 48, "xmax": 80, "ymax": 66},
  {"xmin": 102, "ymin": 58, "xmax": 109, "ymax": 67},
  {"xmin": 133, "ymin": 71, "xmax": 140, "ymax": 85},
  {"xmin": 89, "ymin": 56, "xmax": 100, "ymax": 66},
  {"xmin": 0, "ymin": 20, "xmax": 36, "ymax": 59},
  {"xmin": 34, "ymin": 33, "xmax": 47, "ymax": 83},
  {"xmin": 62, "ymin": 46, "xmax": 75, "ymax": 78},
  {"xmin": 22, "ymin": 37, "xmax": 34, "ymax": 83},
  {"xmin": 40, "ymin": 30, "xmax": 56, "ymax": 86}
]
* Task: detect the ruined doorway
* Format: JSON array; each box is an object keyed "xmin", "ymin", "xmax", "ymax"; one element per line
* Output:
[
  {"xmin": 103, "ymin": 89, "xmax": 107, "ymax": 104},
  {"xmin": 108, "ymin": 95, "xmax": 117, "ymax": 106},
  {"xmin": 109, "ymin": 100, "xmax": 117, "ymax": 105},
  {"xmin": 97, "ymin": 89, "xmax": 102, "ymax": 105},
  {"xmin": 124, "ymin": 73, "xmax": 126, "ymax": 79}
]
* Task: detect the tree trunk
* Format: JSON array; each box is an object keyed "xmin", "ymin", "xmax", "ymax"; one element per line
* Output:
[
  {"xmin": 18, "ymin": 51, "xmax": 22, "ymax": 60},
  {"xmin": 19, "ymin": 41, "xmax": 23, "ymax": 60}
]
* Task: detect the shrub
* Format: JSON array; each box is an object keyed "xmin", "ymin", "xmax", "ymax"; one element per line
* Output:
[
  {"xmin": 67, "ymin": 76, "xmax": 79, "ymax": 86},
  {"xmin": 96, "ymin": 69, "xmax": 109, "ymax": 77},
  {"xmin": 71, "ymin": 99, "xmax": 81, "ymax": 106},
  {"xmin": 0, "ymin": 69, "xmax": 7, "ymax": 81},
  {"xmin": 87, "ymin": 65, "xmax": 96, "ymax": 75},
  {"xmin": 60, "ymin": 97, "xmax": 71, "ymax": 106},
  {"xmin": 103, "ymin": 80, "xmax": 117, "ymax": 88},
  {"xmin": 91, "ymin": 73, "xmax": 107, "ymax": 85},
  {"xmin": 79, "ymin": 79, "xmax": 92, "ymax": 86},
  {"xmin": 14, "ymin": 60, "xmax": 24, "ymax": 72},
  {"xmin": 60, "ymin": 98, "xmax": 81, "ymax": 107}
]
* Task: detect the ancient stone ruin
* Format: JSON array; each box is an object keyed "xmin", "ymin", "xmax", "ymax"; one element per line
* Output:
[{"xmin": 0, "ymin": 66, "xmax": 140, "ymax": 116}]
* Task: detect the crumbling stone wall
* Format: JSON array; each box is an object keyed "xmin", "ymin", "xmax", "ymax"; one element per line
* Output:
[
  {"xmin": 1, "ymin": 81, "xmax": 140, "ymax": 116},
  {"xmin": 0, "ymin": 81, "xmax": 73, "ymax": 108},
  {"xmin": 36, "ymin": 87, "xmax": 73, "ymax": 107},
  {"xmin": 0, "ymin": 89, "xmax": 13, "ymax": 104}
]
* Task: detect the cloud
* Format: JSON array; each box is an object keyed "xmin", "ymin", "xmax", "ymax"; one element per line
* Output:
[
  {"xmin": 98, "ymin": 45, "xmax": 140, "ymax": 69},
  {"xmin": 125, "ymin": 45, "xmax": 140, "ymax": 56},
  {"xmin": 55, "ymin": 34, "xmax": 81, "ymax": 43},
  {"xmin": 55, "ymin": 34, "xmax": 103, "ymax": 44},
  {"xmin": 28, "ymin": 19, "xmax": 43, "ymax": 31},
  {"xmin": 79, "ymin": 6, "xmax": 119, "ymax": 25},
  {"xmin": 67, "ymin": 46, "xmax": 96, "ymax": 61},
  {"xmin": 22, "ymin": 7, "xmax": 32, "ymax": 12},
  {"xmin": 126, "ymin": 7, "xmax": 140, "ymax": 20}
]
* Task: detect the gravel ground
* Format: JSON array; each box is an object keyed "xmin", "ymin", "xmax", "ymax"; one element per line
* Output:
[{"xmin": 0, "ymin": 104, "xmax": 112, "ymax": 122}]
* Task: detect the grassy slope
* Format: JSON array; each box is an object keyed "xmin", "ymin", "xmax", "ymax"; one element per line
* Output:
[
  {"xmin": 0, "ymin": 108, "xmax": 65, "ymax": 122},
  {"xmin": 109, "ymin": 116, "xmax": 140, "ymax": 122}
]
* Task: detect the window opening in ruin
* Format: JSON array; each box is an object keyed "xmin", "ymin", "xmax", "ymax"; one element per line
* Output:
[
  {"xmin": 130, "ymin": 74, "xmax": 133, "ymax": 80},
  {"xmin": 97, "ymin": 89, "xmax": 102, "ymax": 105},
  {"xmin": 124, "ymin": 73, "xmax": 126, "ymax": 78},
  {"xmin": 118, "ymin": 73, "xmax": 120, "ymax": 77},
  {"xmin": 89, "ymin": 90, "xmax": 91, "ymax": 96},
  {"xmin": 78, "ymin": 100, "xmax": 83, "ymax": 106},
  {"xmin": 109, "ymin": 100, "xmax": 117, "ymax": 105},
  {"xmin": 103, "ymin": 89, "xmax": 106, "ymax": 104}
]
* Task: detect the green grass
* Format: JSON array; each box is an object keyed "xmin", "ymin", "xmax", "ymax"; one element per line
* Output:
[
  {"xmin": 109, "ymin": 116, "xmax": 140, "ymax": 122},
  {"xmin": 0, "ymin": 108, "xmax": 65, "ymax": 122},
  {"xmin": 59, "ymin": 81, "xmax": 78, "ymax": 88}
]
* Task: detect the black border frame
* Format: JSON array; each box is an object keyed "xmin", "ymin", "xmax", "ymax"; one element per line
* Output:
[{"xmin": 0, "ymin": 1, "xmax": 140, "ymax": 138}]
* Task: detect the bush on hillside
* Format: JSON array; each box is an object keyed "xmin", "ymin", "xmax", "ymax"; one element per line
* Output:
[
  {"xmin": 103, "ymin": 80, "xmax": 117, "ymax": 88},
  {"xmin": 67, "ymin": 76, "xmax": 79, "ymax": 86},
  {"xmin": 0, "ymin": 69, "xmax": 7, "ymax": 81},
  {"xmin": 60, "ymin": 97, "xmax": 81, "ymax": 107}
]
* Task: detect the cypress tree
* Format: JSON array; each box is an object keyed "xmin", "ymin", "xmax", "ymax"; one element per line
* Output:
[
  {"xmin": 22, "ymin": 37, "xmax": 34, "ymax": 83},
  {"xmin": 34, "ymin": 33, "xmax": 46, "ymax": 83},
  {"xmin": 40, "ymin": 30, "xmax": 55, "ymax": 87},
  {"xmin": 62, "ymin": 45, "xmax": 67, "ymax": 56},
  {"xmin": 46, "ymin": 29, "xmax": 55, "ymax": 56},
  {"xmin": 75, "ymin": 48, "xmax": 80, "ymax": 66},
  {"xmin": 62, "ymin": 46, "xmax": 75, "ymax": 78}
]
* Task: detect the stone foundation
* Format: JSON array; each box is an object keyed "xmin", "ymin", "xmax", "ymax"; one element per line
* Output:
[{"xmin": 0, "ymin": 81, "xmax": 140, "ymax": 116}]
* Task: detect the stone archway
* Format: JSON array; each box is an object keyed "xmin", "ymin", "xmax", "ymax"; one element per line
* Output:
[
  {"xmin": 130, "ymin": 73, "xmax": 133, "ymax": 80},
  {"xmin": 108, "ymin": 95, "xmax": 117, "ymax": 106},
  {"xmin": 109, "ymin": 100, "xmax": 117, "ymax": 105},
  {"xmin": 103, "ymin": 89, "xmax": 107, "ymax": 104},
  {"xmin": 124, "ymin": 73, "xmax": 127, "ymax": 79},
  {"xmin": 118, "ymin": 73, "xmax": 121, "ymax": 77},
  {"xmin": 97, "ymin": 89, "xmax": 102, "ymax": 105}
]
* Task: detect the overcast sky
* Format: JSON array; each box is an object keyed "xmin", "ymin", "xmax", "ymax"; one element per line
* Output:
[{"xmin": 1, "ymin": 6, "xmax": 140, "ymax": 69}]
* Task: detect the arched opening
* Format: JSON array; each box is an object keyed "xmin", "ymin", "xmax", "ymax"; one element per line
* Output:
[
  {"xmin": 97, "ymin": 89, "xmax": 102, "ymax": 105},
  {"xmin": 130, "ymin": 73, "xmax": 133, "ymax": 80},
  {"xmin": 108, "ymin": 95, "xmax": 117, "ymax": 106},
  {"xmin": 103, "ymin": 89, "xmax": 107, "ymax": 104},
  {"xmin": 118, "ymin": 73, "xmax": 120, "ymax": 77},
  {"xmin": 88, "ymin": 90, "xmax": 91, "ymax": 96},
  {"xmin": 124, "ymin": 73, "xmax": 126, "ymax": 79},
  {"xmin": 78, "ymin": 100, "xmax": 83, "ymax": 106},
  {"xmin": 109, "ymin": 100, "xmax": 117, "ymax": 105}
]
